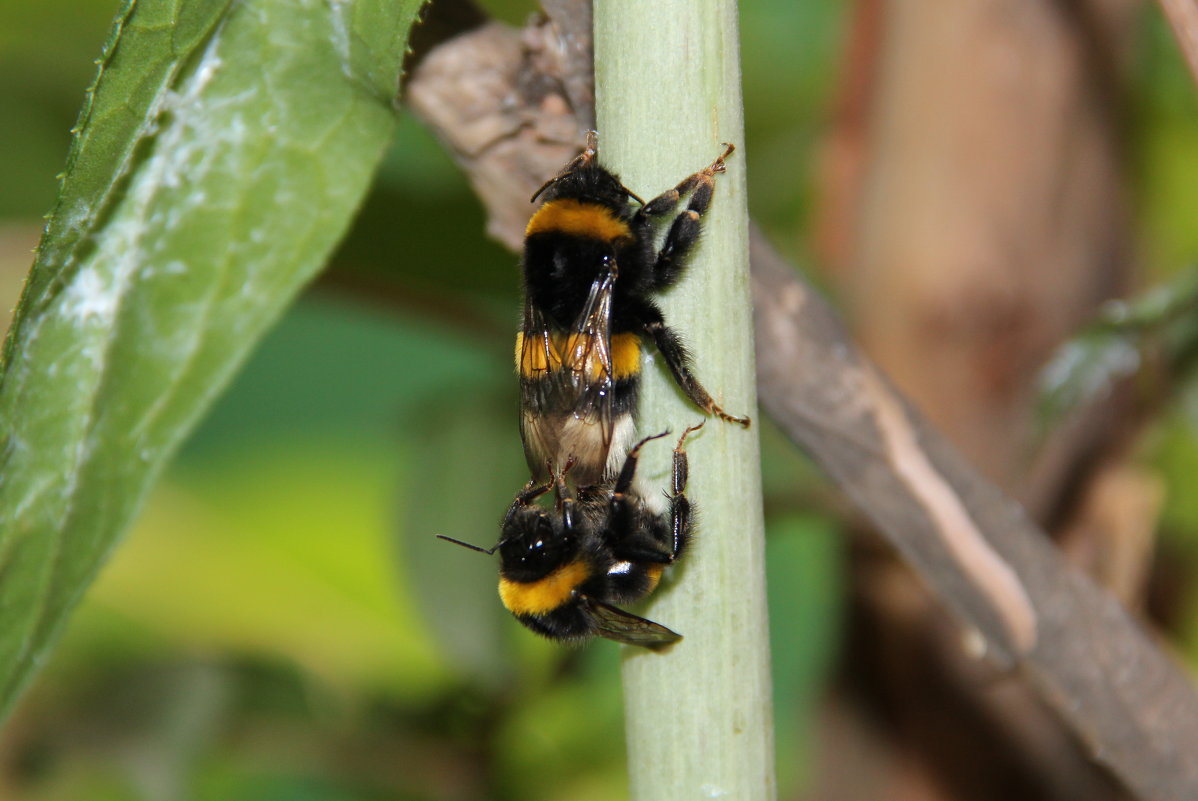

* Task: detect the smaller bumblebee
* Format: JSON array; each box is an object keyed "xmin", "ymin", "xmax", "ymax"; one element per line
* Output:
[
  {"xmin": 439, "ymin": 424, "xmax": 703, "ymax": 646},
  {"xmin": 517, "ymin": 133, "xmax": 750, "ymax": 488}
]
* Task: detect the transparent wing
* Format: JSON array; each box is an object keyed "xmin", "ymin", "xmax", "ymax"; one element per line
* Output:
[
  {"xmin": 518, "ymin": 263, "xmax": 617, "ymax": 473},
  {"xmin": 584, "ymin": 596, "xmax": 682, "ymax": 647},
  {"xmin": 556, "ymin": 265, "xmax": 616, "ymax": 438}
]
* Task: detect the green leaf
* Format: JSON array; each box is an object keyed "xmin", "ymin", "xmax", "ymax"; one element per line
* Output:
[
  {"xmin": 1037, "ymin": 265, "xmax": 1198, "ymax": 429},
  {"xmin": 0, "ymin": 0, "xmax": 421, "ymax": 720},
  {"xmin": 399, "ymin": 393, "xmax": 527, "ymax": 686},
  {"xmin": 8, "ymin": 0, "xmax": 235, "ymax": 333}
]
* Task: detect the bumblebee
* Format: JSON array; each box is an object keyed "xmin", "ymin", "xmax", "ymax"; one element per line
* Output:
[
  {"xmin": 516, "ymin": 133, "xmax": 750, "ymax": 488},
  {"xmin": 439, "ymin": 424, "xmax": 702, "ymax": 647}
]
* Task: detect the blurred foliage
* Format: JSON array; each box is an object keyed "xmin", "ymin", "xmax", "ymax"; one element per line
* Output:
[
  {"xmin": 1135, "ymin": 12, "xmax": 1198, "ymax": 273},
  {"xmin": 3, "ymin": 0, "xmax": 1198, "ymax": 800},
  {"xmin": 1036, "ymin": 265, "xmax": 1198, "ymax": 430}
]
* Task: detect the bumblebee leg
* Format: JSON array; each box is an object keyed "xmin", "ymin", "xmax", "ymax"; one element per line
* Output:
[
  {"xmin": 667, "ymin": 423, "xmax": 705, "ymax": 560},
  {"xmin": 608, "ymin": 430, "xmax": 669, "ymax": 542},
  {"xmin": 613, "ymin": 429, "xmax": 671, "ymax": 495},
  {"xmin": 604, "ymin": 431, "xmax": 685, "ymax": 565},
  {"xmin": 602, "ymin": 431, "xmax": 676, "ymax": 564},
  {"xmin": 635, "ymin": 302, "xmax": 751, "ymax": 428},
  {"xmin": 502, "ymin": 477, "xmax": 553, "ymax": 528},
  {"xmin": 634, "ymin": 144, "xmax": 733, "ymax": 222},
  {"xmin": 633, "ymin": 144, "xmax": 735, "ymax": 290},
  {"xmin": 553, "ymin": 462, "xmax": 579, "ymax": 530}
]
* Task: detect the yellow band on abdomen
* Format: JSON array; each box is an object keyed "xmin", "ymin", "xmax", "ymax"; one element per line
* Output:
[{"xmin": 500, "ymin": 560, "xmax": 591, "ymax": 615}]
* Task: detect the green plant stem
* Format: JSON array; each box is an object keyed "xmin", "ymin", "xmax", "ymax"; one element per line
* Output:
[{"xmin": 594, "ymin": 3, "xmax": 776, "ymax": 799}]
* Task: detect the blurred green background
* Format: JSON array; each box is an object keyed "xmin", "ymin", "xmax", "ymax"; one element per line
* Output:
[{"xmin": 3, "ymin": 0, "xmax": 1198, "ymax": 800}]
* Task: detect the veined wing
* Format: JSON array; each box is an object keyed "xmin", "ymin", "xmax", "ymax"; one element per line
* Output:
[
  {"xmin": 556, "ymin": 263, "xmax": 616, "ymax": 434},
  {"xmin": 583, "ymin": 596, "xmax": 682, "ymax": 647},
  {"xmin": 518, "ymin": 262, "xmax": 618, "ymax": 481}
]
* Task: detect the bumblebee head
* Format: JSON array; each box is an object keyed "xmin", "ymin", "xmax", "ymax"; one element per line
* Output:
[
  {"xmin": 498, "ymin": 507, "xmax": 579, "ymax": 583},
  {"xmin": 535, "ymin": 163, "xmax": 639, "ymax": 208},
  {"xmin": 530, "ymin": 133, "xmax": 644, "ymax": 209}
]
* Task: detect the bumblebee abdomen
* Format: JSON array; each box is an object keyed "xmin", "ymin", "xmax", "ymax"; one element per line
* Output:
[
  {"xmin": 609, "ymin": 332, "xmax": 641, "ymax": 380},
  {"xmin": 514, "ymin": 605, "xmax": 596, "ymax": 642},
  {"xmin": 514, "ymin": 330, "xmax": 641, "ymax": 381},
  {"xmin": 603, "ymin": 561, "xmax": 665, "ymax": 604},
  {"xmin": 519, "ymin": 408, "xmax": 637, "ymax": 486},
  {"xmin": 499, "ymin": 559, "xmax": 591, "ymax": 616},
  {"xmin": 516, "ymin": 325, "xmax": 642, "ymax": 483}
]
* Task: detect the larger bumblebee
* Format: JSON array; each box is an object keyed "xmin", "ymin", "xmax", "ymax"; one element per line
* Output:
[
  {"xmin": 517, "ymin": 134, "xmax": 750, "ymax": 487},
  {"xmin": 439, "ymin": 424, "xmax": 702, "ymax": 646}
]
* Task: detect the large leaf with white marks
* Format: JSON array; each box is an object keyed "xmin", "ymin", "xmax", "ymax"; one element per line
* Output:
[{"xmin": 0, "ymin": 0, "xmax": 421, "ymax": 719}]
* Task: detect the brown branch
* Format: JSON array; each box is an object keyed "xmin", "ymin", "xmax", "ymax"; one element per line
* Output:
[
  {"xmin": 751, "ymin": 235, "xmax": 1198, "ymax": 801},
  {"xmin": 813, "ymin": 2, "xmax": 1145, "ymax": 798},
  {"xmin": 401, "ymin": 4, "xmax": 1198, "ymax": 799}
]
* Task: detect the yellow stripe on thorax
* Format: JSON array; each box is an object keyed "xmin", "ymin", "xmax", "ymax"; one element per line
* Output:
[
  {"xmin": 525, "ymin": 199, "xmax": 631, "ymax": 242},
  {"xmin": 516, "ymin": 331, "xmax": 641, "ymax": 381},
  {"xmin": 500, "ymin": 560, "xmax": 591, "ymax": 615}
]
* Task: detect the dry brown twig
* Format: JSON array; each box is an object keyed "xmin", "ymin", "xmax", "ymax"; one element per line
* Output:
[{"xmin": 400, "ymin": 2, "xmax": 1198, "ymax": 799}]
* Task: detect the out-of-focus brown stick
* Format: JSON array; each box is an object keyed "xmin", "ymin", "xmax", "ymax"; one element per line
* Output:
[
  {"xmin": 750, "ymin": 233, "xmax": 1198, "ymax": 801},
  {"xmin": 1158, "ymin": 0, "xmax": 1198, "ymax": 88},
  {"xmin": 403, "ymin": 0, "xmax": 586, "ymax": 250},
  {"xmin": 817, "ymin": 2, "xmax": 1142, "ymax": 798},
  {"xmin": 403, "ymin": 4, "xmax": 1198, "ymax": 799}
]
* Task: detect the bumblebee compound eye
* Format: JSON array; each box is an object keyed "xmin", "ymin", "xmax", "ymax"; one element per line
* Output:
[
  {"xmin": 499, "ymin": 513, "xmax": 575, "ymax": 582},
  {"xmin": 519, "ymin": 518, "xmax": 571, "ymax": 569}
]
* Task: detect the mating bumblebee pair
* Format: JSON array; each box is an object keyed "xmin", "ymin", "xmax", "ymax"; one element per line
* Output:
[{"xmin": 440, "ymin": 134, "xmax": 748, "ymax": 647}]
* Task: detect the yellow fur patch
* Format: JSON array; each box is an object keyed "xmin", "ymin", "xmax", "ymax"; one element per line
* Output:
[
  {"xmin": 500, "ymin": 560, "xmax": 591, "ymax": 615},
  {"xmin": 516, "ymin": 330, "xmax": 559, "ymax": 376},
  {"xmin": 644, "ymin": 564, "xmax": 664, "ymax": 595},
  {"xmin": 516, "ymin": 331, "xmax": 641, "ymax": 382},
  {"xmin": 609, "ymin": 332, "xmax": 641, "ymax": 380},
  {"xmin": 525, "ymin": 199, "xmax": 631, "ymax": 242}
]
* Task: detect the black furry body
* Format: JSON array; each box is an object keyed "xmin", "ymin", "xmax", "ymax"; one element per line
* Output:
[
  {"xmin": 517, "ymin": 139, "xmax": 750, "ymax": 488},
  {"xmin": 493, "ymin": 427, "xmax": 699, "ymax": 646}
]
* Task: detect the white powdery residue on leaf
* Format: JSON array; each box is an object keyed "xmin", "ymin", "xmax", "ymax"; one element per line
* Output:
[
  {"xmin": 190, "ymin": 45, "xmax": 224, "ymax": 95},
  {"xmin": 52, "ymin": 25, "xmax": 239, "ymax": 410},
  {"xmin": 227, "ymin": 113, "xmax": 248, "ymax": 145},
  {"xmin": 327, "ymin": 0, "xmax": 354, "ymax": 79},
  {"xmin": 49, "ymin": 201, "xmax": 97, "ymax": 258},
  {"xmin": 59, "ymin": 267, "xmax": 119, "ymax": 325},
  {"xmin": 153, "ymin": 43, "xmax": 227, "ymax": 191},
  {"xmin": 55, "ymin": 209, "xmax": 144, "ymax": 373},
  {"xmin": 1, "ymin": 14, "xmax": 255, "ymax": 557},
  {"xmin": 7, "ymin": 473, "xmax": 56, "ymax": 528},
  {"xmin": 152, "ymin": 25, "xmax": 268, "ymax": 203}
]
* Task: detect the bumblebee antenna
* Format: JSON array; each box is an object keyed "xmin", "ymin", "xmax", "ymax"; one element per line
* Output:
[
  {"xmin": 529, "ymin": 131, "xmax": 601, "ymax": 203},
  {"xmin": 436, "ymin": 534, "xmax": 499, "ymax": 555}
]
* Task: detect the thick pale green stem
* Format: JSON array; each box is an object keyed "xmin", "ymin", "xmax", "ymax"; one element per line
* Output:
[{"xmin": 594, "ymin": 3, "xmax": 775, "ymax": 800}]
